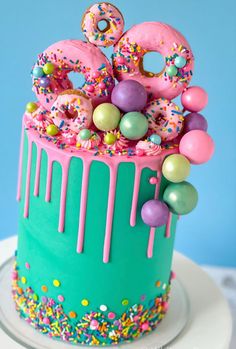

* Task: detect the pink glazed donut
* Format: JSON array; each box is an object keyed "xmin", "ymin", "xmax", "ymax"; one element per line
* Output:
[
  {"xmin": 113, "ymin": 22, "xmax": 194, "ymax": 100},
  {"xmin": 32, "ymin": 40, "xmax": 115, "ymax": 111},
  {"xmin": 51, "ymin": 89, "xmax": 93, "ymax": 134},
  {"xmin": 82, "ymin": 2, "xmax": 124, "ymax": 47},
  {"xmin": 143, "ymin": 98, "xmax": 184, "ymax": 141}
]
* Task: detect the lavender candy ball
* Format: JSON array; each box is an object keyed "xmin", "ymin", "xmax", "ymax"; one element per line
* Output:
[
  {"xmin": 184, "ymin": 112, "xmax": 208, "ymax": 133},
  {"xmin": 141, "ymin": 200, "xmax": 169, "ymax": 227},
  {"xmin": 111, "ymin": 80, "xmax": 147, "ymax": 112},
  {"xmin": 39, "ymin": 77, "xmax": 51, "ymax": 88}
]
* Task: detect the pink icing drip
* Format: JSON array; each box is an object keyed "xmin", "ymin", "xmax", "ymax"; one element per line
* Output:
[
  {"xmin": 103, "ymin": 164, "xmax": 118, "ymax": 263},
  {"xmin": 34, "ymin": 145, "xmax": 42, "ymax": 196},
  {"xmin": 58, "ymin": 161, "xmax": 70, "ymax": 232},
  {"xmin": 165, "ymin": 212, "xmax": 172, "ymax": 238},
  {"xmin": 147, "ymin": 173, "xmax": 161, "ymax": 259},
  {"xmin": 23, "ymin": 137, "xmax": 33, "ymax": 218},
  {"xmin": 45, "ymin": 160, "xmax": 53, "ymax": 202},
  {"xmin": 16, "ymin": 121, "xmax": 25, "ymax": 201},
  {"xmin": 77, "ymin": 159, "xmax": 92, "ymax": 253},
  {"xmin": 130, "ymin": 165, "xmax": 142, "ymax": 227}
]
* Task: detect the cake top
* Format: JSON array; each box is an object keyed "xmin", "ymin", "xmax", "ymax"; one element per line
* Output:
[{"xmin": 24, "ymin": 2, "xmax": 213, "ymax": 165}]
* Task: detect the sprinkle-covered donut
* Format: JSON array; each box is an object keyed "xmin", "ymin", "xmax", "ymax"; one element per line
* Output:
[
  {"xmin": 82, "ymin": 2, "xmax": 124, "ymax": 47},
  {"xmin": 32, "ymin": 40, "xmax": 115, "ymax": 111},
  {"xmin": 51, "ymin": 89, "xmax": 93, "ymax": 134},
  {"xmin": 113, "ymin": 22, "xmax": 194, "ymax": 100},
  {"xmin": 143, "ymin": 98, "xmax": 184, "ymax": 141}
]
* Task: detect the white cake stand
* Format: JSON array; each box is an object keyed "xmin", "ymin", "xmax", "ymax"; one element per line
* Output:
[{"xmin": 0, "ymin": 236, "xmax": 233, "ymax": 349}]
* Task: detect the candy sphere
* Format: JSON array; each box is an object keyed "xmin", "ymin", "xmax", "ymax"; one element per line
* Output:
[
  {"xmin": 181, "ymin": 86, "xmax": 208, "ymax": 112},
  {"xmin": 179, "ymin": 130, "xmax": 214, "ymax": 164},
  {"xmin": 26, "ymin": 102, "xmax": 38, "ymax": 113},
  {"xmin": 111, "ymin": 80, "xmax": 147, "ymax": 112},
  {"xmin": 150, "ymin": 134, "xmax": 162, "ymax": 145},
  {"xmin": 32, "ymin": 67, "xmax": 44, "ymax": 78},
  {"xmin": 93, "ymin": 103, "xmax": 121, "ymax": 131},
  {"xmin": 120, "ymin": 112, "xmax": 148, "ymax": 140},
  {"xmin": 184, "ymin": 112, "xmax": 208, "ymax": 133},
  {"xmin": 43, "ymin": 63, "xmax": 55, "ymax": 75},
  {"xmin": 166, "ymin": 65, "xmax": 178, "ymax": 77},
  {"xmin": 46, "ymin": 124, "xmax": 59, "ymax": 136},
  {"xmin": 104, "ymin": 133, "xmax": 117, "ymax": 145},
  {"xmin": 39, "ymin": 77, "xmax": 50, "ymax": 88},
  {"xmin": 79, "ymin": 129, "xmax": 91, "ymax": 140},
  {"xmin": 174, "ymin": 56, "xmax": 187, "ymax": 68},
  {"xmin": 163, "ymin": 181, "xmax": 198, "ymax": 215},
  {"xmin": 162, "ymin": 154, "xmax": 190, "ymax": 183},
  {"xmin": 141, "ymin": 200, "xmax": 169, "ymax": 227}
]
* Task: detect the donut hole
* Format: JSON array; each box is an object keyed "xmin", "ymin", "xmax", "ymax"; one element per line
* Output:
[
  {"xmin": 141, "ymin": 52, "xmax": 165, "ymax": 77},
  {"xmin": 97, "ymin": 19, "xmax": 110, "ymax": 33},
  {"xmin": 68, "ymin": 71, "xmax": 86, "ymax": 89}
]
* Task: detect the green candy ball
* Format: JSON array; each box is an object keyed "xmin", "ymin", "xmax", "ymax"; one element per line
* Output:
[
  {"xmin": 26, "ymin": 102, "xmax": 38, "ymax": 113},
  {"xmin": 79, "ymin": 129, "xmax": 91, "ymax": 140},
  {"xmin": 166, "ymin": 65, "xmax": 178, "ymax": 77},
  {"xmin": 93, "ymin": 103, "xmax": 121, "ymax": 131},
  {"xmin": 162, "ymin": 154, "xmax": 190, "ymax": 183},
  {"xmin": 163, "ymin": 181, "xmax": 198, "ymax": 215},
  {"xmin": 46, "ymin": 124, "xmax": 59, "ymax": 136},
  {"xmin": 119, "ymin": 112, "xmax": 148, "ymax": 140},
  {"xmin": 104, "ymin": 133, "xmax": 117, "ymax": 145},
  {"xmin": 43, "ymin": 63, "xmax": 55, "ymax": 75}
]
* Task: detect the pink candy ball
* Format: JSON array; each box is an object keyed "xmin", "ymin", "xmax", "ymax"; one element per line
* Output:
[
  {"xmin": 179, "ymin": 130, "xmax": 214, "ymax": 164},
  {"xmin": 181, "ymin": 86, "xmax": 208, "ymax": 112}
]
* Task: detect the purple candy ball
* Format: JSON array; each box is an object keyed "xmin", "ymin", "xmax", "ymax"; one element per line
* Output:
[
  {"xmin": 39, "ymin": 77, "xmax": 50, "ymax": 88},
  {"xmin": 141, "ymin": 200, "xmax": 169, "ymax": 227},
  {"xmin": 184, "ymin": 113, "xmax": 208, "ymax": 133},
  {"xmin": 111, "ymin": 80, "xmax": 147, "ymax": 112}
]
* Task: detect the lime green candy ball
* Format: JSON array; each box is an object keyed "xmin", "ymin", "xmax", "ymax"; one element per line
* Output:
[
  {"xmin": 26, "ymin": 102, "xmax": 38, "ymax": 113},
  {"xmin": 163, "ymin": 181, "xmax": 198, "ymax": 215},
  {"xmin": 166, "ymin": 65, "xmax": 178, "ymax": 77},
  {"xmin": 43, "ymin": 63, "xmax": 55, "ymax": 75},
  {"xmin": 46, "ymin": 124, "xmax": 59, "ymax": 136},
  {"xmin": 119, "ymin": 112, "xmax": 148, "ymax": 140},
  {"xmin": 79, "ymin": 129, "xmax": 91, "ymax": 140},
  {"xmin": 162, "ymin": 154, "xmax": 190, "ymax": 183},
  {"xmin": 93, "ymin": 103, "xmax": 121, "ymax": 131},
  {"xmin": 104, "ymin": 133, "xmax": 117, "ymax": 145}
]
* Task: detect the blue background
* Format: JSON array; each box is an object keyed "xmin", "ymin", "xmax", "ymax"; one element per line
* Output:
[{"xmin": 0, "ymin": 0, "xmax": 235, "ymax": 266}]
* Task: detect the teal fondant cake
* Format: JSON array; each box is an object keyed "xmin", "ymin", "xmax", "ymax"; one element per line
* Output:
[{"xmin": 13, "ymin": 2, "xmax": 214, "ymax": 346}]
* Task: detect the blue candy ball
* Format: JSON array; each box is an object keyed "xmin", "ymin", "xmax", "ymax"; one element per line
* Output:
[
  {"xmin": 33, "ymin": 67, "xmax": 44, "ymax": 78},
  {"xmin": 150, "ymin": 134, "xmax": 162, "ymax": 145},
  {"xmin": 174, "ymin": 56, "xmax": 187, "ymax": 68}
]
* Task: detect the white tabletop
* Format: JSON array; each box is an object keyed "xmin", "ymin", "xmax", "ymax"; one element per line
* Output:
[{"xmin": 0, "ymin": 236, "xmax": 233, "ymax": 349}]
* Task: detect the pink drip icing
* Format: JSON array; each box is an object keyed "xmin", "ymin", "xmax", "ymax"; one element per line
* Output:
[
  {"xmin": 103, "ymin": 164, "xmax": 118, "ymax": 263},
  {"xmin": 165, "ymin": 212, "xmax": 172, "ymax": 238},
  {"xmin": 147, "ymin": 172, "xmax": 161, "ymax": 259},
  {"xmin": 18, "ymin": 114, "xmax": 178, "ymax": 262},
  {"xmin": 16, "ymin": 121, "xmax": 25, "ymax": 201},
  {"xmin": 23, "ymin": 137, "xmax": 33, "ymax": 218},
  {"xmin": 130, "ymin": 165, "xmax": 141, "ymax": 227},
  {"xmin": 45, "ymin": 160, "xmax": 53, "ymax": 202},
  {"xmin": 34, "ymin": 145, "xmax": 42, "ymax": 196},
  {"xmin": 77, "ymin": 158, "xmax": 92, "ymax": 253}
]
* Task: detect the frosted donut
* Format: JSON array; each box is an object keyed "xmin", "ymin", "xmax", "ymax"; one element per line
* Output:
[
  {"xmin": 32, "ymin": 40, "xmax": 115, "ymax": 111},
  {"xmin": 82, "ymin": 2, "xmax": 124, "ymax": 47},
  {"xmin": 143, "ymin": 98, "xmax": 184, "ymax": 141},
  {"xmin": 51, "ymin": 89, "xmax": 93, "ymax": 134},
  {"xmin": 113, "ymin": 22, "xmax": 194, "ymax": 100}
]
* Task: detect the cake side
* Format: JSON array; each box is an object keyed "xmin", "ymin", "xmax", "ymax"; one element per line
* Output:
[{"xmin": 13, "ymin": 121, "xmax": 178, "ymax": 345}]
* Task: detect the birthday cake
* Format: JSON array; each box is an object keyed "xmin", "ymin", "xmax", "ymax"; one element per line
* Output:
[{"xmin": 13, "ymin": 2, "xmax": 214, "ymax": 346}]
